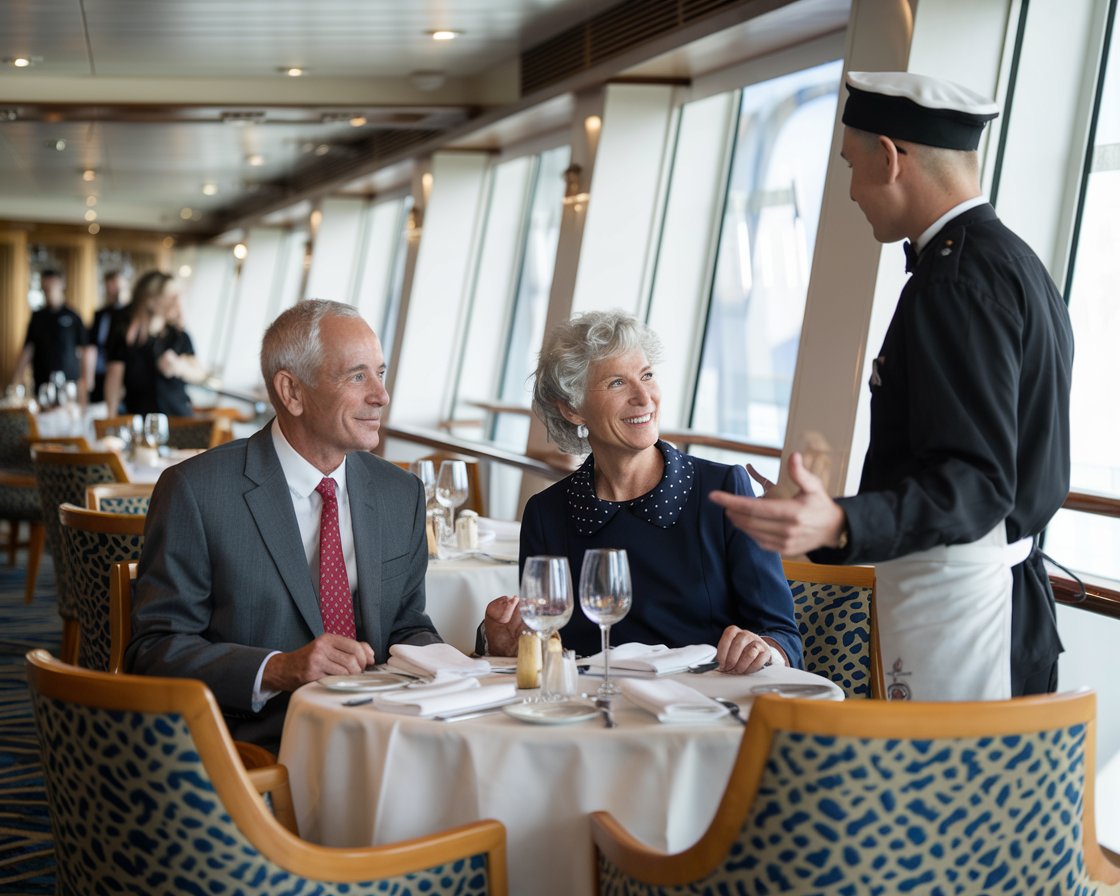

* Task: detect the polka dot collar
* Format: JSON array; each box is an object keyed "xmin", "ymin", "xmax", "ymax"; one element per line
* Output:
[{"xmin": 565, "ymin": 440, "xmax": 695, "ymax": 536}]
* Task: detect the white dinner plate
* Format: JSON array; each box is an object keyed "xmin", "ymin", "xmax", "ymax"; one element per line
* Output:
[
  {"xmin": 502, "ymin": 701, "xmax": 600, "ymax": 725},
  {"xmin": 318, "ymin": 672, "xmax": 415, "ymax": 693},
  {"xmin": 748, "ymin": 683, "xmax": 836, "ymax": 699}
]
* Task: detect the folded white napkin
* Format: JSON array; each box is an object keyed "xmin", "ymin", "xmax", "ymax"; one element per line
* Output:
[
  {"xmin": 387, "ymin": 643, "xmax": 491, "ymax": 678},
  {"xmin": 621, "ymin": 678, "xmax": 730, "ymax": 724},
  {"xmin": 583, "ymin": 643, "xmax": 717, "ymax": 676},
  {"xmin": 478, "ymin": 517, "xmax": 520, "ymax": 541},
  {"xmin": 374, "ymin": 681, "xmax": 517, "ymax": 717},
  {"xmin": 374, "ymin": 677, "xmax": 480, "ymax": 705}
]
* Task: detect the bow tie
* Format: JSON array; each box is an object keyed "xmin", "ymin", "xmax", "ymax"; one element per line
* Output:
[{"xmin": 903, "ymin": 240, "xmax": 918, "ymax": 273}]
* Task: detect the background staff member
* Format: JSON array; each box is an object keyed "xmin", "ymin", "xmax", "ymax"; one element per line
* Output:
[{"xmin": 711, "ymin": 71, "xmax": 1073, "ymax": 701}]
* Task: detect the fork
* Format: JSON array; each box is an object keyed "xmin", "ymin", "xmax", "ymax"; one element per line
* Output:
[
  {"xmin": 714, "ymin": 697, "xmax": 747, "ymax": 725},
  {"xmin": 593, "ymin": 696, "xmax": 616, "ymax": 728}
]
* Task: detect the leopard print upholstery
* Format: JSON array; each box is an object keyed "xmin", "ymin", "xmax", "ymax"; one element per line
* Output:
[
  {"xmin": 31, "ymin": 456, "xmax": 124, "ymax": 620},
  {"xmin": 789, "ymin": 577, "xmax": 873, "ymax": 699},
  {"xmin": 0, "ymin": 475, "xmax": 41, "ymax": 521},
  {"xmin": 30, "ymin": 694, "xmax": 497, "ymax": 896},
  {"xmin": 0, "ymin": 407, "xmax": 34, "ymax": 468},
  {"xmin": 93, "ymin": 493, "xmax": 151, "ymax": 515},
  {"xmin": 598, "ymin": 722, "xmax": 1114, "ymax": 895},
  {"xmin": 167, "ymin": 418, "xmax": 215, "ymax": 450},
  {"xmin": 59, "ymin": 524, "xmax": 143, "ymax": 670}
]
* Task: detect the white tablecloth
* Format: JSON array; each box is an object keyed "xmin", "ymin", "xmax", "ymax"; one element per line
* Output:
[
  {"xmin": 424, "ymin": 556, "xmax": 518, "ymax": 654},
  {"xmin": 279, "ymin": 665, "xmax": 843, "ymax": 896}
]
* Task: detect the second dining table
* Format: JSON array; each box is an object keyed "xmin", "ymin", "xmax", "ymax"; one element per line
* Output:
[{"xmin": 279, "ymin": 663, "xmax": 843, "ymax": 896}]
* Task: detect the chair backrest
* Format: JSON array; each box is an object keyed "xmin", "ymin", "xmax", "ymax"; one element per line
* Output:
[
  {"xmin": 592, "ymin": 691, "xmax": 1119, "ymax": 895},
  {"xmin": 86, "ymin": 481, "xmax": 155, "ymax": 513},
  {"xmin": 167, "ymin": 415, "xmax": 228, "ymax": 450},
  {"xmin": 31, "ymin": 446, "xmax": 129, "ymax": 623},
  {"xmin": 783, "ymin": 560, "xmax": 880, "ymax": 699},
  {"xmin": 58, "ymin": 504, "xmax": 145, "ymax": 671},
  {"xmin": 0, "ymin": 405, "xmax": 38, "ymax": 468},
  {"xmin": 26, "ymin": 649, "xmax": 509, "ymax": 895},
  {"xmin": 92, "ymin": 414, "xmax": 135, "ymax": 441},
  {"xmin": 108, "ymin": 559, "xmax": 136, "ymax": 674}
]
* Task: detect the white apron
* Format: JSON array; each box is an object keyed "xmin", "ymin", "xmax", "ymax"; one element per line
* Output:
[{"xmin": 875, "ymin": 524, "xmax": 1032, "ymax": 701}]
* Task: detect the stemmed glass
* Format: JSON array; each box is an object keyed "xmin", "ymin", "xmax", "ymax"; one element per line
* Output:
[
  {"xmin": 143, "ymin": 413, "xmax": 169, "ymax": 454},
  {"xmin": 409, "ymin": 459, "xmax": 436, "ymax": 505},
  {"xmin": 435, "ymin": 460, "xmax": 469, "ymax": 533},
  {"xmin": 37, "ymin": 382, "xmax": 56, "ymax": 409},
  {"xmin": 519, "ymin": 556, "xmax": 574, "ymax": 701},
  {"xmin": 579, "ymin": 548, "xmax": 633, "ymax": 698}
]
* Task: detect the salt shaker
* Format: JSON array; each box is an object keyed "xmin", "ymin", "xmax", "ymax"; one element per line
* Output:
[{"xmin": 455, "ymin": 509, "xmax": 479, "ymax": 549}]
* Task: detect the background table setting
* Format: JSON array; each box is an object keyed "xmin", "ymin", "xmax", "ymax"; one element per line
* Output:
[{"xmin": 278, "ymin": 641, "xmax": 843, "ymax": 896}]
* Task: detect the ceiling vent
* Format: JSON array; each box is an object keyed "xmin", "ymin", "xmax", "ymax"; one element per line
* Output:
[{"xmin": 520, "ymin": 0, "xmax": 757, "ymax": 95}]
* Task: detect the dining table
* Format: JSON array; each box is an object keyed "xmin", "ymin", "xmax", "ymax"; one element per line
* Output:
[
  {"xmin": 423, "ymin": 553, "xmax": 519, "ymax": 654},
  {"xmin": 278, "ymin": 663, "xmax": 843, "ymax": 896}
]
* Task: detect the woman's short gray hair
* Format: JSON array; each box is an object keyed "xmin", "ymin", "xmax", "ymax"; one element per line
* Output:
[
  {"xmin": 532, "ymin": 310, "xmax": 662, "ymax": 454},
  {"xmin": 260, "ymin": 299, "xmax": 361, "ymax": 405}
]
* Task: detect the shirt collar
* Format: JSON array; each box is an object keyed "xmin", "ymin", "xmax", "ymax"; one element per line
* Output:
[
  {"xmin": 915, "ymin": 195, "xmax": 988, "ymax": 253},
  {"xmin": 565, "ymin": 440, "xmax": 695, "ymax": 536},
  {"xmin": 270, "ymin": 418, "xmax": 347, "ymax": 499}
]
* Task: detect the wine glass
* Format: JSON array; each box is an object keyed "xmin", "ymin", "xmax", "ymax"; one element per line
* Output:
[
  {"xmin": 519, "ymin": 556, "xmax": 574, "ymax": 701},
  {"xmin": 143, "ymin": 413, "xmax": 169, "ymax": 453},
  {"xmin": 37, "ymin": 382, "xmax": 56, "ymax": 409},
  {"xmin": 579, "ymin": 548, "xmax": 633, "ymax": 698},
  {"xmin": 409, "ymin": 459, "xmax": 436, "ymax": 505},
  {"xmin": 435, "ymin": 460, "xmax": 469, "ymax": 533}
]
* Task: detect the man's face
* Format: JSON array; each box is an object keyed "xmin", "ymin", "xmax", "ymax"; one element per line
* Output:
[
  {"xmin": 840, "ymin": 128, "xmax": 903, "ymax": 244},
  {"xmin": 41, "ymin": 275, "xmax": 64, "ymax": 307},
  {"xmin": 283, "ymin": 315, "xmax": 390, "ymax": 472}
]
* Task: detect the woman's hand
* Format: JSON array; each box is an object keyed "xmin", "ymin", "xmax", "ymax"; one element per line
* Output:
[{"xmin": 482, "ymin": 595, "xmax": 523, "ymax": 657}]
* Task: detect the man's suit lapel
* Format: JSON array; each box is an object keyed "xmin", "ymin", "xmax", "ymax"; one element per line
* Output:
[
  {"xmin": 243, "ymin": 426, "xmax": 324, "ymax": 636},
  {"xmin": 347, "ymin": 456, "xmax": 384, "ymax": 653}
]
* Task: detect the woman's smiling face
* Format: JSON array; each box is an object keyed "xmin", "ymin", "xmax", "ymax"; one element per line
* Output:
[{"xmin": 567, "ymin": 349, "xmax": 661, "ymax": 456}]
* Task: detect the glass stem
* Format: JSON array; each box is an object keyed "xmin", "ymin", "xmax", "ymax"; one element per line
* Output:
[{"xmin": 600, "ymin": 623, "xmax": 611, "ymax": 687}]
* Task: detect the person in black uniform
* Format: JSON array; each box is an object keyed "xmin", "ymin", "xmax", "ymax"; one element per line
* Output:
[
  {"xmin": 710, "ymin": 71, "xmax": 1073, "ymax": 701},
  {"xmin": 85, "ymin": 269, "xmax": 128, "ymax": 405},
  {"xmin": 11, "ymin": 269, "xmax": 89, "ymax": 393}
]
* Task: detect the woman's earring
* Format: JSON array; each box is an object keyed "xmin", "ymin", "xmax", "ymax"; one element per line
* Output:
[{"xmin": 576, "ymin": 423, "xmax": 588, "ymax": 440}]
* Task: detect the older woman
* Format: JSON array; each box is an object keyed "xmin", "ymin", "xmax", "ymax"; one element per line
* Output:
[{"xmin": 484, "ymin": 311, "xmax": 801, "ymax": 674}]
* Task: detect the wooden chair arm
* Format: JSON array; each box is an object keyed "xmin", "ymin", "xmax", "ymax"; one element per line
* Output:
[
  {"xmin": 245, "ymin": 764, "xmax": 298, "ymax": 834},
  {"xmin": 235, "ymin": 739, "xmax": 277, "ymax": 769}
]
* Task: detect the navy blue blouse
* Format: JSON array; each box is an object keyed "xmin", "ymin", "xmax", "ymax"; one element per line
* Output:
[{"xmin": 520, "ymin": 441, "xmax": 802, "ymax": 667}]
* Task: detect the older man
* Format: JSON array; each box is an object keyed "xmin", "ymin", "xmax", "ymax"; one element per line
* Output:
[
  {"xmin": 711, "ymin": 72, "xmax": 1073, "ymax": 701},
  {"xmin": 127, "ymin": 300, "xmax": 439, "ymax": 749}
]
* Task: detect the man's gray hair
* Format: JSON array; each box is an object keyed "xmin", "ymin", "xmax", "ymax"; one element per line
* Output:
[
  {"xmin": 260, "ymin": 299, "xmax": 362, "ymax": 405},
  {"xmin": 532, "ymin": 310, "xmax": 662, "ymax": 454}
]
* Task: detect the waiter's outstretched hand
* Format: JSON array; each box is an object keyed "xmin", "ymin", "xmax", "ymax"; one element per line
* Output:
[{"xmin": 709, "ymin": 451, "xmax": 847, "ymax": 555}]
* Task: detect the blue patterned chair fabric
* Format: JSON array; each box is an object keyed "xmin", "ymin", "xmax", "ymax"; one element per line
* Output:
[
  {"xmin": 32, "ymin": 455, "xmax": 125, "ymax": 621},
  {"xmin": 93, "ymin": 493, "xmax": 151, "ymax": 515},
  {"xmin": 593, "ymin": 694, "xmax": 1119, "ymax": 896},
  {"xmin": 32, "ymin": 698, "xmax": 495, "ymax": 895},
  {"xmin": 59, "ymin": 521, "xmax": 143, "ymax": 671},
  {"xmin": 789, "ymin": 575, "xmax": 873, "ymax": 699}
]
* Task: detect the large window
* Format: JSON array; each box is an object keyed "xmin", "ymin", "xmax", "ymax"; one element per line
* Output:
[
  {"xmin": 691, "ymin": 60, "xmax": 842, "ymax": 451},
  {"xmin": 1046, "ymin": 10, "xmax": 1120, "ymax": 582}
]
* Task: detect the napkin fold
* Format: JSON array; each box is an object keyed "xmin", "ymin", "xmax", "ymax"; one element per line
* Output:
[
  {"xmin": 374, "ymin": 676, "xmax": 479, "ymax": 705},
  {"xmin": 621, "ymin": 678, "xmax": 730, "ymax": 724},
  {"xmin": 582, "ymin": 643, "xmax": 717, "ymax": 677},
  {"xmin": 478, "ymin": 517, "xmax": 520, "ymax": 541},
  {"xmin": 374, "ymin": 681, "xmax": 517, "ymax": 717},
  {"xmin": 387, "ymin": 643, "xmax": 491, "ymax": 678}
]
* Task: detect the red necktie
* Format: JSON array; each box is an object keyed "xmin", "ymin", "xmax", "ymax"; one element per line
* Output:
[{"xmin": 316, "ymin": 477, "xmax": 356, "ymax": 639}]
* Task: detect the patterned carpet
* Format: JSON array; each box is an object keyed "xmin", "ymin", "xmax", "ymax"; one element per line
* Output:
[{"xmin": 0, "ymin": 550, "xmax": 59, "ymax": 894}]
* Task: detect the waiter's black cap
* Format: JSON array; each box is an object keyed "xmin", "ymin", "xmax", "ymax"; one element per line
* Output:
[{"xmin": 842, "ymin": 71, "xmax": 999, "ymax": 151}]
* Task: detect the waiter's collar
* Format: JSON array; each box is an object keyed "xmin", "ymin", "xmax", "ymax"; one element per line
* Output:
[
  {"xmin": 915, "ymin": 195, "xmax": 988, "ymax": 253},
  {"xmin": 565, "ymin": 440, "xmax": 695, "ymax": 536},
  {"xmin": 270, "ymin": 418, "xmax": 347, "ymax": 499}
]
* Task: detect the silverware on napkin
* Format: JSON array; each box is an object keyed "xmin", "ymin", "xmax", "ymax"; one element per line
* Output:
[{"xmin": 713, "ymin": 697, "xmax": 747, "ymax": 725}]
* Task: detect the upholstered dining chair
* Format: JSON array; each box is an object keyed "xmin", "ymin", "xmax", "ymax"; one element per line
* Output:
[
  {"xmin": 591, "ymin": 690, "xmax": 1120, "ymax": 895},
  {"xmin": 95, "ymin": 413, "xmax": 231, "ymax": 450},
  {"xmin": 57, "ymin": 503, "xmax": 145, "ymax": 672},
  {"xmin": 0, "ymin": 468, "xmax": 44, "ymax": 604},
  {"xmin": 0, "ymin": 405, "xmax": 38, "ymax": 467},
  {"xmin": 783, "ymin": 560, "xmax": 880, "ymax": 699},
  {"xmin": 26, "ymin": 649, "xmax": 509, "ymax": 896},
  {"xmin": 85, "ymin": 481, "xmax": 155, "ymax": 513},
  {"xmin": 31, "ymin": 445, "xmax": 129, "ymax": 663}
]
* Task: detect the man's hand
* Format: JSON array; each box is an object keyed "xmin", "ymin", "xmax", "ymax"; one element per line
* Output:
[
  {"xmin": 262, "ymin": 634, "xmax": 375, "ymax": 692},
  {"xmin": 482, "ymin": 595, "xmax": 522, "ymax": 657},
  {"xmin": 709, "ymin": 451, "xmax": 847, "ymax": 555},
  {"xmin": 715, "ymin": 626, "xmax": 783, "ymax": 674}
]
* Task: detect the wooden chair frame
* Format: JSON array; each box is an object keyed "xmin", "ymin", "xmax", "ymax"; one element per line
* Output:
[
  {"xmin": 0, "ymin": 468, "xmax": 45, "ymax": 604},
  {"xmin": 95, "ymin": 414, "xmax": 231, "ymax": 450},
  {"xmin": 86, "ymin": 481, "xmax": 155, "ymax": 511},
  {"xmin": 591, "ymin": 690, "xmax": 1118, "ymax": 891},
  {"xmin": 783, "ymin": 559, "xmax": 882, "ymax": 698},
  {"xmin": 26, "ymin": 649, "xmax": 508, "ymax": 890}
]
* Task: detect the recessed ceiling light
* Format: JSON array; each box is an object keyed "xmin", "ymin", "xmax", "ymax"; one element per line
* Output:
[
  {"xmin": 88, "ymin": 222, "xmax": 100, "ymax": 235},
  {"xmin": 314, "ymin": 144, "xmax": 330, "ymax": 156},
  {"xmin": 82, "ymin": 169, "xmax": 96, "ymax": 181},
  {"xmin": 201, "ymin": 182, "xmax": 218, "ymax": 196},
  {"xmin": 349, "ymin": 115, "xmax": 367, "ymax": 127},
  {"xmin": 278, "ymin": 66, "xmax": 305, "ymax": 77},
  {"xmin": 0, "ymin": 109, "xmax": 18, "ymax": 121},
  {"xmin": 48, "ymin": 139, "xmax": 66, "ymax": 152},
  {"xmin": 180, "ymin": 207, "xmax": 194, "ymax": 220},
  {"xmin": 84, "ymin": 209, "xmax": 97, "ymax": 222},
  {"xmin": 233, "ymin": 243, "xmax": 248, "ymax": 260},
  {"xmin": 246, "ymin": 154, "xmax": 264, "ymax": 167},
  {"xmin": 6, "ymin": 56, "xmax": 38, "ymax": 68},
  {"xmin": 429, "ymin": 30, "xmax": 461, "ymax": 41},
  {"xmin": 86, "ymin": 195, "xmax": 97, "ymax": 207}
]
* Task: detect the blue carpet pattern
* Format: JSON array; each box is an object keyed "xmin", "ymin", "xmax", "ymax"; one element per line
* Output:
[{"xmin": 0, "ymin": 552, "xmax": 59, "ymax": 894}]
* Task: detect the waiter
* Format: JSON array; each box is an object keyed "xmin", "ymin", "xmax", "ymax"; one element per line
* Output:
[{"xmin": 710, "ymin": 71, "xmax": 1073, "ymax": 701}]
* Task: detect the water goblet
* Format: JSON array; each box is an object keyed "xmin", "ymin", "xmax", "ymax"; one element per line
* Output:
[
  {"xmin": 143, "ymin": 413, "xmax": 169, "ymax": 452},
  {"xmin": 579, "ymin": 548, "xmax": 633, "ymax": 698},
  {"xmin": 435, "ymin": 460, "xmax": 469, "ymax": 533},
  {"xmin": 37, "ymin": 382, "xmax": 56, "ymax": 409},
  {"xmin": 409, "ymin": 459, "xmax": 437, "ymax": 506},
  {"xmin": 519, "ymin": 556, "xmax": 575, "ymax": 701}
]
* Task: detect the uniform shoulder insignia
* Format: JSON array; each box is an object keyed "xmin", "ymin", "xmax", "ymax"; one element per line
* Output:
[{"xmin": 926, "ymin": 227, "xmax": 966, "ymax": 279}]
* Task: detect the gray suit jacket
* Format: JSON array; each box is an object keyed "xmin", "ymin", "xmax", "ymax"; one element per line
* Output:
[{"xmin": 125, "ymin": 424, "xmax": 440, "ymax": 748}]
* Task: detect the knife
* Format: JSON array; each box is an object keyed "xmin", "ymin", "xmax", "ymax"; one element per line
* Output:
[{"xmin": 433, "ymin": 699, "xmax": 520, "ymax": 722}]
